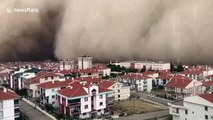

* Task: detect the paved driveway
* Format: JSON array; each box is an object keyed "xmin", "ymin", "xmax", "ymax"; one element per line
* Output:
[{"xmin": 19, "ymin": 100, "xmax": 53, "ymax": 120}]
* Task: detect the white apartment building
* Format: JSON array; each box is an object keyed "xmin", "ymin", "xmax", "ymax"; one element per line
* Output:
[
  {"xmin": 78, "ymin": 56, "xmax": 92, "ymax": 69},
  {"xmin": 37, "ymin": 79, "xmax": 74, "ymax": 108},
  {"xmin": 165, "ymin": 75, "xmax": 203, "ymax": 99},
  {"xmin": 59, "ymin": 59, "xmax": 75, "ymax": 70},
  {"xmin": 114, "ymin": 61, "xmax": 170, "ymax": 71},
  {"xmin": 169, "ymin": 92, "xmax": 213, "ymax": 120},
  {"xmin": 98, "ymin": 80, "xmax": 130, "ymax": 101},
  {"xmin": 118, "ymin": 73, "xmax": 153, "ymax": 92},
  {"xmin": 0, "ymin": 87, "xmax": 20, "ymax": 120},
  {"xmin": 25, "ymin": 71, "xmax": 61, "ymax": 97},
  {"xmin": 56, "ymin": 81, "xmax": 114, "ymax": 119}
]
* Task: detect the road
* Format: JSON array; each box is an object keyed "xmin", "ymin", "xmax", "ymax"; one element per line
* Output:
[
  {"xmin": 115, "ymin": 110, "xmax": 169, "ymax": 120},
  {"xmin": 19, "ymin": 100, "xmax": 53, "ymax": 120},
  {"xmin": 137, "ymin": 93, "xmax": 172, "ymax": 106}
]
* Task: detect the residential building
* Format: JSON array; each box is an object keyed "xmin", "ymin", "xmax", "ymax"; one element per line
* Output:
[
  {"xmin": 0, "ymin": 87, "xmax": 20, "ymax": 120},
  {"xmin": 59, "ymin": 59, "xmax": 75, "ymax": 70},
  {"xmin": 0, "ymin": 72, "xmax": 9, "ymax": 85},
  {"xmin": 99, "ymin": 80, "xmax": 130, "ymax": 101},
  {"xmin": 37, "ymin": 79, "xmax": 74, "ymax": 108},
  {"xmin": 56, "ymin": 81, "xmax": 114, "ymax": 119},
  {"xmin": 168, "ymin": 92, "xmax": 213, "ymax": 120},
  {"xmin": 118, "ymin": 73, "xmax": 153, "ymax": 92},
  {"xmin": 165, "ymin": 75, "xmax": 203, "ymax": 99},
  {"xmin": 78, "ymin": 56, "xmax": 92, "ymax": 69},
  {"xmin": 24, "ymin": 71, "xmax": 61, "ymax": 97},
  {"xmin": 114, "ymin": 61, "xmax": 170, "ymax": 71}
]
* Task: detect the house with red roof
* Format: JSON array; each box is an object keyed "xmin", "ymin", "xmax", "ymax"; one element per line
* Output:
[
  {"xmin": 0, "ymin": 87, "xmax": 20, "ymax": 120},
  {"xmin": 180, "ymin": 66, "xmax": 213, "ymax": 80},
  {"xmin": 56, "ymin": 81, "xmax": 114, "ymax": 119},
  {"xmin": 118, "ymin": 73, "xmax": 153, "ymax": 92},
  {"xmin": 165, "ymin": 75, "xmax": 203, "ymax": 99},
  {"xmin": 0, "ymin": 72, "xmax": 9, "ymax": 85},
  {"xmin": 202, "ymin": 80, "xmax": 213, "ymax": 93},
  {"xmin": 168, "ymin": 92, "xmax": 213, "ymax": 120},
  {"xmin": 37, "ymin": 79, "xmax": 74, "ymax": 107},
  {"xmin": 37, "ymin": 77, "xmax": 105, "ymax": 108},
  {"xmin": 99, "ymin": 80, "xmax": 130, "ymax": 101},
  {"xmin": 24, "ymin": 71, "xmax": 62, "ymax": 97}
]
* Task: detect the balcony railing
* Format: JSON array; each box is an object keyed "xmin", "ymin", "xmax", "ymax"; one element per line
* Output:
[
  {"xmin": 107, "ymin": 103, "xmax": 114, "ymax": 107},
  {"xmin": 14, "ymin": 103, "xmax": 19, "ymax": 107},
  {"xmin": 107, "ymin": 96, "xmax": 115, "ymax": 100},
  {"xmin": 68, "ymin": 102, "xmax": 81, "ymax": 108},
  {"xmin": 71, "ymin": 110, "xmax": 81, "ymax": 115},
  {"xmin": 92, "ymin": 92, "xmax": 96, "ymax": 96}
]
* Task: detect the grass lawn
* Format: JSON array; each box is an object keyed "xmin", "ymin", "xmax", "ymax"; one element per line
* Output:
[{"xmin": 112, "ymin": 99, "xmax": 163, "ymax": 115}]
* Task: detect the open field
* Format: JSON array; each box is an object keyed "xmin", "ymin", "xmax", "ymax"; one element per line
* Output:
[{"xmin": 112, "ymin": 99, "xmax": 164, "ymax": 115}]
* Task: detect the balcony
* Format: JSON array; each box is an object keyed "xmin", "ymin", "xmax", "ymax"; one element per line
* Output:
[
  {"xmin": 92, "ymin": 92, "xmax": 96, "ymax": 96},
  {"xmin": 106, "ymin": 103, "xmax": 114, "ymax": 107},
  {"xmin": 107, "ymin": 96, "xmax": 115, "ymax": 100},
  {"xmin": 68, "ymin": 102, "xmax": 81, "ymax": 108},
  {"xmin": 71, "ymin": 110, "xmax": 81, "ymax": 115}
]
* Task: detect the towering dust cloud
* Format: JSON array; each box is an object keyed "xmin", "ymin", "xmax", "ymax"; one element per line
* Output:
[
  {"xmin": 0, "ymin": 0, "xmax": 65, "ymax": 61},
  {"xmin": 55, "ymin": 0, "xmax": 213, "ymax": 64},
  {"xmin": 1, "ymin": 0, "xmax": 213, "ymax": 64}
]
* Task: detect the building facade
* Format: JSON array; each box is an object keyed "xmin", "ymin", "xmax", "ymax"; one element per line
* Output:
[
  {"xmin": 56, "ymin": 81, "xmax": 114, "ymax": 119},
  {"xmin": 169, "ymin": 92, "xmax": 213, "ymax": 120},
  {"xmin": 0, "ymin": 87, "xmax": 20, "ymax": 120}
]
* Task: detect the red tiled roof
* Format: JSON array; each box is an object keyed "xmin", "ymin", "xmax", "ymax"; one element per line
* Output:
[
  {"xmin": 142, "ymin": 71, "xmax": 157, "ymax": 75},
  {"xmin": 202, "ymin": 80, "xmax": 213, "ymax": 87},
  {"xmin": 157, "ymin": 74, "xmax": 173, "ymax": 80},
  {"xmin": 37, "ymin": 79, "xmax": 74, "ymax": 89},
  {"xmin": 25, "ymin": 72, "xmax": 60, "ymax": 85},
  {"xmin": 0, "ymin": 72, "xmax": 9, "ymax": 77},
  {"xmin": 181, "ymin": 67, "xmax": 205, "ymax": 75},
  {"xmin": 75, "ymin": 77, "xmax": 102, "ymax": 84},
  {"xmin": 58, "ymin": 81, "xmax": 88, "ymax": 98},
  {"xmin": 206, "ymin": 74, "xmax": 213, "ymax": 79},
  {"xmin": 198, "ymin": 92, "xmax": 213, "ymax": 103},
  {"xmin": 120, "ymin": 73, "xmax": 150, "ymax": 80},
  {"xmin": 0, "ymin": 90, "xmax": 20, "ymax": 100},
  {"xmin": 98, "ymin": 80, "xmax": 116, "ymax": 89},
  {"xmin": 99, "ymin": 87, "xmax": 112, "ymax": 93},
  {"xmin": 165, "ymin": 75, "xmax": 192, "ymax": 88}
]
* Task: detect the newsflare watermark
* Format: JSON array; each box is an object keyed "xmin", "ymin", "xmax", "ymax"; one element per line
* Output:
[{"xmin": 6, "ymin": 7, "xmax": 39, "ymax": 14}]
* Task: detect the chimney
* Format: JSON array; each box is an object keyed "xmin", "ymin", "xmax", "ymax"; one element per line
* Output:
[
  {"xmin": 68, "ymin": 85, "xmax": 73, "ymax": 89},
  {"xmin": 71, "ymin": 77, "xmax": 74, "ymax": 80},
  {"xmin": 3, "ymin": 87, "xmax": 7, "ymax": 93},
  {"xmin": 52, "ymin": 80, "xmax": 54, "ymax": 84}
]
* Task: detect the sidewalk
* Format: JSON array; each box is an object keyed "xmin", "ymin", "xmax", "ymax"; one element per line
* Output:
[
  {"xmin": 20, "ymin": 98, "xmax": 57, "ymax": 120},
  {"xmin": 115, "ymin": 110, "xmax": 169, "ymax": 120}
]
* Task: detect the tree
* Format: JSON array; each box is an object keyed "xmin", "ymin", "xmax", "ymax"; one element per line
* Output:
[
  {"xmin": 170, "ymin": 62, "xmax": 176, "ymax": 72},
  {"xmin": 140, "ymin": 65, "xmax": 146, "ymax": 72},
  {"xmin": 177, "ymin": 62, "xmax": 184, "ymax": 72}
]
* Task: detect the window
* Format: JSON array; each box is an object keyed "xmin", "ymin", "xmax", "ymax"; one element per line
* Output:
[
  {"xmin": 118, "ymin": 90, "xmax": 120, "ymax": 93},
  {"xmin": 100, "ymin": 102, "xmax": 103, "ymax": 106},
  {"xmin": 84, "ymin": 105, "xmax": 88, "ymax": 109},
  {"xmin": 51, "ymin": 76, "xmax": 54, "ymax": 79},
  {"xmin": 52, "ymin": 89, "xmax": 55, "ymax": 92},
  {"xmin": 99, "ymin": 95, "xmax": 103, "ymax": 99},
  {"xmin": 118, "ymin": 95, "xmax": 120, "ymax": 98},
  {"xmin": 205, "ymin": 115, "xmax": 208, "ymax": 120},
  {"xmin": 52, "ymin": 95, "xmax": 55, "ymax": 99},
  {"xmin": 45, "ymin": 77, "xmax": 48, "ymax": 80},
  {"xmin": 205, "ymin": 106, "xmax": 208, "ymax": 111},
  {"xmin": 185, "ymin": 110, "xmax": 188, "ymax": 114},
  {"xmin": 176, "ymin": 108, "xmax": 179, "ymax": 114},
  {"xmin": 83, "ymin": 113, "xmax": 87, "ymax": 115},
  {"xmin": 84, "ymin": 97, "xmax": 88, "ymax": 101},
  {"xmin": 52, "ymin": 102, "xmax": 55, "ymax": 104}
]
